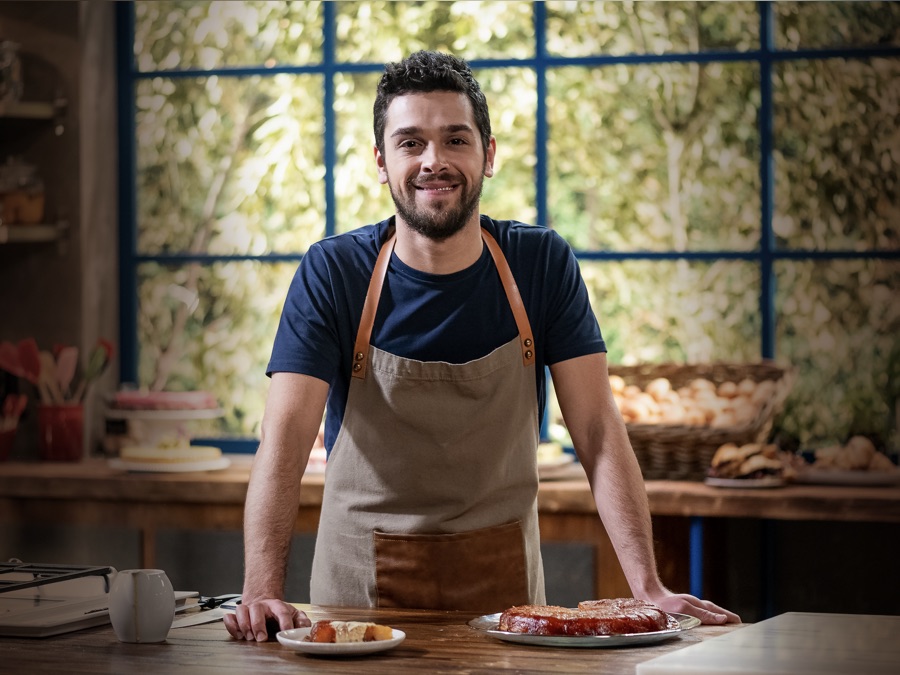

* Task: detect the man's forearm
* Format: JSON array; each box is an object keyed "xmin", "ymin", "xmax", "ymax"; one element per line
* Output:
[
  {"xmin": 241, "ymin": 439, "xmax": 305, "ymax": 601},
  {"xmin": 586, "ymin": 422, "xmax": 666, "ymax": 599}
]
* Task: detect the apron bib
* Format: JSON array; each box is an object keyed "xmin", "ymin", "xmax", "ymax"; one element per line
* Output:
[{"xmin": 309, "ymin": 227, "xmax": 545, "ymax": 612}]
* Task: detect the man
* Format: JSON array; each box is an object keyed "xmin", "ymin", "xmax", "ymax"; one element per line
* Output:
[{"xmin": 225, "ymin": 51, "xmax": 739, "ymax": 642}]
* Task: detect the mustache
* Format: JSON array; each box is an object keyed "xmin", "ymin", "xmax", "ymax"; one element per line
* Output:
[{"xmin": 409, "ymin": 174, "xmax": 465, "ymax": 188}]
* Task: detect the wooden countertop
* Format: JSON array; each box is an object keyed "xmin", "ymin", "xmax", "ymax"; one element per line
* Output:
[
  {"xmin": 0, "ymin": 603, "xmax": 743, "ymax": 674},
  {"xmin": 2, "ymin": 457, "xmax": 898, "ymax": 600},
  {"xmin": 1, "ymin": 457, "xmax": 898, "ymax": 523}
]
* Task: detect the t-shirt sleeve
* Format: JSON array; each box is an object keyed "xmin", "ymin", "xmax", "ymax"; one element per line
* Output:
[
  {"xmin": 266, "ymin": 244, "xmax": 342, "ymax": 383},
  {"xmin": 542, "ymin": 231, "xmax": 607, "ymax": 365}
]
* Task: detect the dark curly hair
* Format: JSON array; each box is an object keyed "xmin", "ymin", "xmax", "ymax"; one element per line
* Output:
[{"xmin": 373, "ymin": 50, "xmax": 492, "ymax": 156}]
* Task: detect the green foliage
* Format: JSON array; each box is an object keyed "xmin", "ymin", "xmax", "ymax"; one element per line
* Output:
[
  {"xmin": 547, "ymin": 61, "xmax": 760, "ymax": 251},
  {"xmin": 137, "ymin": 261, "xmax": 296, "ymax": 435},
  {"xmin": 776, "ymin": 261, "xmax": 900, "ymax": 445},
  {"xmin": 774, "ymin": 1, "xmax": 900, "ymax": 50},
  {"xmin": 545, "ymin": 1, "xmax": 759, "ymax": 55},
  {"xmin": 774, "ymin": 58, "xmax": 900, "ymax": 250},
  {"xmin": 134, "ymin": 1, "xmax": 323, "ymax": 69},
  {"xmin": 582, "ymin": 260, "xmax": 761, "ymax": 366},
  {"xmin": 130, "ymin": 1, "xmax": 900, "ymax": 447},
  {"xmin": 334, "ymin": 0, "xmax": 534, "ymax": 62}
]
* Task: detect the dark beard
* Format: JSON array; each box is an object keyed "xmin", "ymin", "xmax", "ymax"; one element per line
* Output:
[{"xmin": 388, "ymin": 174, "xmax": 484, "ymax": 242}]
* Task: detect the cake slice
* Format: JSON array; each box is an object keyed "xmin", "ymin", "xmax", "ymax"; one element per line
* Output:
[{"xmin": 306, "ymin": 620, "xmax": 393, "ymax": 643}]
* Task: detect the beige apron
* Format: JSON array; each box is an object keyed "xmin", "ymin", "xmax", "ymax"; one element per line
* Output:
[{"xmin": 309, "ymin": 227, "xmax": 545, "ymax": 613}]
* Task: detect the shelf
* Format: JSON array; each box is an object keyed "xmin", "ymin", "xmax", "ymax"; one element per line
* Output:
[
  {"xmin": 0, "ymin": 101, "xmax": 55, "ymax": 120},
  {"xmin": 0, "ymin": 222, "xmax": 67, "ymax": 244}
]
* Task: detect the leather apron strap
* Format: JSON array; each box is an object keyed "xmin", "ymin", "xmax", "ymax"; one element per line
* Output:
[
  {"xmin": 351, "ymin": 227, "xmax": 535, "ymax": 380},
  {"xmin": 351, "ymin": 232, "xmax": 397, "ymax": 380}
]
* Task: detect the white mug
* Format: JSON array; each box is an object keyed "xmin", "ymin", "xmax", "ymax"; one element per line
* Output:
[{"xmin": 108, "ymin": 569, "xmax": 175, "ymax": 643}]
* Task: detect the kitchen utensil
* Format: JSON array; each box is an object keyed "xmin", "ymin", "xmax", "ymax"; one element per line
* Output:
[
  {"xmin": 15, "ymin": 339, "xmax": 40, "ymax": 387},
  {"xmin": 1, "ymin": 393, "xmax": 26, "ymax": 431},
  {"xmin": 73, "ymin": 339, "xmax": 113, "ymax": 402},
  {"xmin": 175, "ymin": 593, "xmax": 240, "ymax": 614},
  {"xmin": 109, "ymin": 569, "xmax": 175, "ymax": 643},
  {"xmin": 55, "ymin": 346, "xmax": 79, "ymax": 399},
  {"xmin": 0, "ymin": 341, "xmax": 25, "ymax": 379},
  {"xmin": 39, "ymin": 350, "xmax": 63, "ymax": 403},
  {"xmin": 168, "ymin": 606, "xmax": 230, "ymax": 629}
]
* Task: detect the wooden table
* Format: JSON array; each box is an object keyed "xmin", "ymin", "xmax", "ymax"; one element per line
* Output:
[
  {"xmin": 0, "ymin": 603, "xmax": 743, "ymax": 674},
  {"xmin": 1, "ymin": 458, "xmax": 899, "ymax": 601}
]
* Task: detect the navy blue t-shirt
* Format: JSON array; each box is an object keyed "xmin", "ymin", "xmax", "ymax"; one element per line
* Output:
[{"xmin": 268, "ymin": 215, "xmax": 606, "ymax": 453}]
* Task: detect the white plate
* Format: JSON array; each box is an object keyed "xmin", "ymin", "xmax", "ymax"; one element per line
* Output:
[
  {"xmin": 704, "ymin": 476, "xmax": 785, "ymax": 489},
  {"xmin": 538, "ymin": 454, "xmax": 575, "ymax": 469},
  {"xmin": 104, "ymin": 408, "xmax": 224, "ymax": 420},
  {"xmin": 538, "ymin": 454, "xmax": 576, "ymax": 480},
  {"xmin": 467, "ymin": 612, "xmax": 699, "ymax": 648},
  {"xmin": 108, "ymin": 457, "xmax": 231, "ymax": 473},
  {"xmin": 792, "ymin": 469, "xmax": 900, "ymax": 486},
  {"xmin": 276, "ymin": 627, "xmax": 406, "ymax": 655}
]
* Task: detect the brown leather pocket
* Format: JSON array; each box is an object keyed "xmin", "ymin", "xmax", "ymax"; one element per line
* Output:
[{"xmin": 373, "ymin": 521, "xmax": 528, "ymax": 613}]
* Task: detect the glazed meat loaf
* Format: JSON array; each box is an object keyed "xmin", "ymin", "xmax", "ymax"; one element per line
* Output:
[{"xmin": 498, "ymin": 598, "xmax": 679, "ymax": 636}]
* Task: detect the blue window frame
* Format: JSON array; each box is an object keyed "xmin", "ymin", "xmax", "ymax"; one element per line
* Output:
[{"xmin": 116, "ymin": 2, "xmax": 900, "ymax": 453}]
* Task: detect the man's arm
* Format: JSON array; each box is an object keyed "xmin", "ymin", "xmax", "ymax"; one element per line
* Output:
[
  {"xmin": 224, "ymin": 371, "xmax": 329, "ymax": 641},
  {"xmin": 550, "ymin": 352, "xmax": 740, "ymax": 624}
]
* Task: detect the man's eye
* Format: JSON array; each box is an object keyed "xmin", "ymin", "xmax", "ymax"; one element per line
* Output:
[
  {"xmin": 449, "ymin": 138, "xmax": 466, "ymax": 145},
  {"xmin": 399, "ymin": 140, "xmax": 418, "ymax": 149}
]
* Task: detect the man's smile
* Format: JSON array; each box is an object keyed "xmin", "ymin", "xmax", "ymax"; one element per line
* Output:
[{"xmin": 413, "ymin": 178, "xmax": 461, "ymax": 195}]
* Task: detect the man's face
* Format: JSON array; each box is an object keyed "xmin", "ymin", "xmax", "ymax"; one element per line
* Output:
[{"xmin": 375, "ymin": 91, "xmax": 495, "ymax": 241}]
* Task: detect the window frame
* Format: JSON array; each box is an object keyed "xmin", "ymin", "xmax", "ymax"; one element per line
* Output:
[{"xmin": 115, "ymin": 1, "xmax": 900, "ymax": 453}]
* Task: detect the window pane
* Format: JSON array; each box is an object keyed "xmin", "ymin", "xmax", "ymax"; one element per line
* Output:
[
  {"xmin": 580, "ymin": 260, "xmax": 761, "ymax": 364},
  {"xmin": 774, "ymin": 1, "xmax": 900, "ymax": 50},
  {"xmin": 776, "ymin": 260, "xmax": 900, "ymax": 446},
  {"xmin": 136, "ymin": 74, "xmax": 326, "ymax": 254},
  {"xmin": 773, "ymin": 58, "xmax": 900, "ymax": 250},
  {"xmin": 335, "ymin": 0, "xmax": 534, "ymax": 62},
  {"xmin": 546, "ymin": 1, "xmax": 758, "ymax": 57},
  {"xmin": 476, "ymin": 68, "xmax": 536, "ymax": 224},
  {"xmin": 137, "ymin": 261, "xmax": 298, "ymax": 436},
  {"xmin": 334, "ymin": 72, "xmax": 393, "ymax": 233},
  {"xmin": 548, "ymin": 63, "xmax": 760, "ymax": 251},
  {"xmin": 134, "ymin": 1, "xmax": 323, "ymax": 71}
]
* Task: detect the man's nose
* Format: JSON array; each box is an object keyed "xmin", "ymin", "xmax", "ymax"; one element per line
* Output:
[{"xmin": 420, "ymin": 143, "xmax": 448, "ymax": 171}]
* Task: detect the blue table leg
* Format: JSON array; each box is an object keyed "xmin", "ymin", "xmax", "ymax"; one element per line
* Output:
[
  {"xmin": 761, "ymin": 518, "xmax": 776, "ymax": 619},
  {"xmin": 689, "ymin": 516, "xmax": 703, "ymax": 598}
]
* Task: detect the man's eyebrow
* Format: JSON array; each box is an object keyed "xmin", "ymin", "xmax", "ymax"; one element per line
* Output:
[{"xmin": 390, "ymin": 124, "xmax": 475, "ymax": 138}]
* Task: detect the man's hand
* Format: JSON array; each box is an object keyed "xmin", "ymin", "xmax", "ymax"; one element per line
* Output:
[
  {"xmin": 647, "ymin": 591, "xmax": 741, "ymax": 625},
  {"xmin": 224, "ymin": 598, "xmax": 310, "ymax": 642}
]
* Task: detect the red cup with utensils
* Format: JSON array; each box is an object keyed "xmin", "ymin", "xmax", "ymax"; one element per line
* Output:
[
  {"xmin": 0, "ymin": 428, "xmax": 14, "ymax": 461},
  {"xmin": 0, "ymin": 393, "xmax": 26, "ymax": 461},
  {"xmin": 38, "ymin": 403, "xmax": 84, "ymax": 461}
]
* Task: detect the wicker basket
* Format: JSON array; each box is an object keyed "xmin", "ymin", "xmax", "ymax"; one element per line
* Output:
[{"xmin": 608, "ymin": 361, "xmax": 796, "ymax": 481}]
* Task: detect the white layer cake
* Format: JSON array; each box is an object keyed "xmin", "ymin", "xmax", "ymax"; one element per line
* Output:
[{"xmin": 120, "ymin": 445, "xmax": 221, "ymax": 463}]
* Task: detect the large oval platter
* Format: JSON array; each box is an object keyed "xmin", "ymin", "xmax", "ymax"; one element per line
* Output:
[{"xmin": 467, "ymin": 612, "xmax": 699, "ymax": 648}]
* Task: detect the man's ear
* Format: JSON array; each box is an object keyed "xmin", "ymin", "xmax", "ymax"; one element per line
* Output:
[
  {"xmin": 375, "ymin": 145, "xmax": 388, "ymax": 184},
  {"xmin": 483, "ymin": 136, "xmax": 497, "ymax": 178}
]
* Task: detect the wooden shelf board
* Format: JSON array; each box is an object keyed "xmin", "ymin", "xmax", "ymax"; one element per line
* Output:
[
  {"xmin": 0, "ymin": 101, "xmax": 55, "ymax": 120},
  {"xmin": 0, "ymin": 223, "xmax": 63, "ymax": 244}
]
